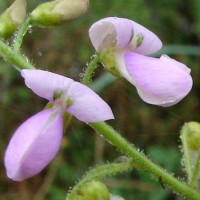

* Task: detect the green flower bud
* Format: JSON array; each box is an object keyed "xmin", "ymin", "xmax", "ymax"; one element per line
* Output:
[
  {"xmin": 181, "ymin": 122, "xmax": 200, "ymax": 151},
  {"xmin": 0, "ymin": 0, "xmax": 26, "ymax": 38},
  {"xmin": 54, "ymin": 0, "xmax": 89, "ymax": 20},
  {"xmin": 77, "ymin": 181, "xmax": 110, "ymax": 200},
  {"xmin": 31, "ymin": 0, "xmax": 89, "ymax": 27}
]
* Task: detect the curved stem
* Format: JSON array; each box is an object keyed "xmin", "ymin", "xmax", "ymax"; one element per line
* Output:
[
  {"xmin": 81, "ymin": 53, "xmax": 100, "ymax": 85},
  {"xmin": 13, "ymin": 17, "xmax": 32, "ymax": 52},
  {"xmin": 66, "ymin": 160, "xmax": 133, "ymax": 200},
  {"xmin": 0, "ymin": 39, "xmax": 35, "ymax": 69},
  {"xmin": 90, "ymin": 122, "xmax": 200, "ymax": 200},
  {"xmin": 180, "ymin": 126, "xmax": 192, "ymax": 181},
  {"xmin": 190, "ymin": 151, "xmax": 200, "ymax": 188}
]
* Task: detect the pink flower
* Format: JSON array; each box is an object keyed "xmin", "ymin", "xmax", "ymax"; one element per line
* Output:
[
  {"xmin": 5, "ymin": 69, "xmax": 114, "ymax": 181},
  {"xmin": 89, "ymin": 17, "xmax": 192, "ymax": 106}
]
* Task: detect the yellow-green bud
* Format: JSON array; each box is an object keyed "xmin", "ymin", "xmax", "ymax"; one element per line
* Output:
[
  {"xmin": 181, "ymin": 122, "xmax": 200, "ymax": 151},
  {"xmin": 31, "ymin": 0, "xmax": 89, "ymax": 27},
  {"xmin": 77, "ymin": 181, "xmax": 110, "ymax": 200},
  {"xmin": 54, "ymin": 0, "xmax": 89, "ymax": 20},
  {"xmin": 0, "ymin": 0, "xmax": 26, "ymax": 38}
]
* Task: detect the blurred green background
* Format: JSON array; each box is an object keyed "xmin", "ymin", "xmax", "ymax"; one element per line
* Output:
[{"xmin": 0, "ymin": 0, "xmax": 200, "ymax": 199}]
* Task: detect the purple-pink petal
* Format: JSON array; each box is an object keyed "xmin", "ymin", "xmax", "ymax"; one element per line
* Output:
[
  {"xmin": 130, "ymin": 21, "xmax": 162, "ymax": 55},
  {"xmin": 89, "ymin": 17, "xmax": 133, "ymax": 51},
  {"xmin": 66, "ymin": 82, "xmax": 114, "ymax": 122},
  {"xmin": 21, "ymin": 69, "xmax": 114, "ymax": 122},
  {"xmin": 4, "ymin": 109, "xmax": 63, "ymax": 181},
  {"xmin": 124, "ymin": 52, "xmax": 193, "ymax": 106},
  {"xmin": 89, "ymin": 17, "xmax": 162, "ymax": 55},
  {"xmin": 21, "ymin": 69, "xmax": 74, "ymax": 101}
]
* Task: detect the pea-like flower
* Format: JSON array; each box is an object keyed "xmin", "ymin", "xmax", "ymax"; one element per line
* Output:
[
  {"xmin": 5, "ymin": 69, "xmax": 114, "ymax": 181},
  {"xmin": 89, "ymin": 17, "xmax": 193, "ymax": 106},
  {"xmin": 124, "ymin": 52, "xmax": 192, "ymax": 106}
]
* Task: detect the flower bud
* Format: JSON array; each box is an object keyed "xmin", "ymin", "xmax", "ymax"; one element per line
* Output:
[
  {"xmin": 0, "ymin": 0, "xmax": 26, "ymax": 38},
  {"xmin": 77, "ymin": 181, "xmax": 110, "ymax": 200},
  {"xmin": 181, "ymin": 122, "xmax": 200, "ymax": 151},
  {"xmin": 31, "ymin": 0, "xmax": 89, "ymax": 27}
]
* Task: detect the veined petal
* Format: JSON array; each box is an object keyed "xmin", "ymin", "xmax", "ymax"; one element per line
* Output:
[
  {"xmin": 21, "ymin": 69, "xmax": 74, "ymax": 101},
  {"xmin": 66, "ymin": 82, "xmax": 114, "ymax": 122},
  {"xmin": 89, "ymin": 17, "xmax": 133, "ymax": 51},
  {"xmin": 89, "ymin": 17, "xmax": 162, "ymax": 55},
  {"xmin": 4, "ymin": 109, "xmax": 63, "ymax": 181},
  {"xmin": 124, "ymin": 52, "xmax": 193, "ymax": 107}
]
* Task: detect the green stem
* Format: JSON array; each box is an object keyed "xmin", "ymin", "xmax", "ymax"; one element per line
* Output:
[
  {"xmin": 180, "ymin": 126, "xmax": 192, "ymax": 181},
  {"xmin": 13, "ymin": 17, "xmax": 32, "ymax": 52},
  {"xmin": 190, "ymin": 151, "xmax": 200, "ymax": 188},
  {"xmin": 66, "ymin": 160, "xmax": 133, "ymax": 200},
  {"xmin": 81, "ymin": 53, "xmax": 100, "ymax": 85},
  {"xmin": 0, "ymin": 39, "xmax": 35, "ymax": 69},
  {"xmin": 90, "ymin": 122, "xmax": 200, "ymax": 200}
]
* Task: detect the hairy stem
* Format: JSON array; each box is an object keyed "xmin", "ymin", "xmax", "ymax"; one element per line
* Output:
[
  {"xmin": 82, "ymin": 53, "xmax": 100, "ymax": 85},
  {"xmin": 66, "ymin": 160, "xmax": 133, "ymax": 200},
  {"xmin": 90, "ymin": 122, "xmax": 200, "ymax": 200},
  {"xmin": 190, "ymin": 152, "xmax": 200, "ymax": 189},
  {"xmin": 0, "ymin": 39, "xmax": 35, "ymax": 69},
  {"xmin": 180, "ymin": 127, "xmax": 192, "ymax": 181},
  {"xmin": 13, "ymin": 17, "xmax": 32, "ymax": 52}
]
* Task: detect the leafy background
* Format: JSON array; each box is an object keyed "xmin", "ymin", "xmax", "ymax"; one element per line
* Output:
[{"xmin": 0, "ymin": 0, "xmax": 200, "ymax": 199}]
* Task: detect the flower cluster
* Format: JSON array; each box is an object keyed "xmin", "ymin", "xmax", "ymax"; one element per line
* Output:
[
  {"xmin": 89, "ymin": 17, "xmax": 193, "ymax": 107},
  {"xmin": 4, "ymin": 16, "xmax": 193, "ymax": 183}
]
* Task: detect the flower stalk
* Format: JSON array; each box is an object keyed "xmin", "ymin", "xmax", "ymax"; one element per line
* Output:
[
  {"xmin": 180, "ymin": 126, "xmax": 192, "ymax": 181},
  {"xmin": 90, "ymin": 122, "xmax": 200, "ymax": 200},
  {"xmin": 81, "ymin": 53, "xmax": 100, "ymax": 85},
  {"xmin": 13, "ymin": 16, "xmax": 32, "ymax": 52},
  {"xmin": 0, "ymin": 39, "xmax": 35, "ymax": 69},
  {"xmin": 0, "ymin": 14, "xmax": 35, "ymax": 69},
  {"xmin": 190, "ymin": 152, "xmax": 200, "ymax": 189},
  {"xmin": 66, "ymin": 160, "xmax": 133, "ymax": 200}
]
